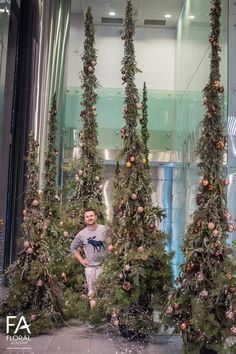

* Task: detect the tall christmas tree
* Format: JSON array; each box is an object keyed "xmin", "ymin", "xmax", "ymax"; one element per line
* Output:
[
  {"xmin": 95, "ymin": 0, "xmax": 172, "ymax": 337},
  {"xmin": 164, "ymin": 1, "xmax": 236, "ymax": 353},
  {"xmin": 42, "ymin": 94, "xmax": 71, "ymax": 288},
  {"xmin": 69, "ymin": 6, "xmax": 106, "ymax": 228},
  {"xmin": 0, "ymin": 133, "xmax": 64, "ymax": 335}
]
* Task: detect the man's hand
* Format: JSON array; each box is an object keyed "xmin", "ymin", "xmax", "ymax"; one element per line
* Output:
[{"xmin": 80, "ymin": 258, "xmax": 90, "ymax": 267}]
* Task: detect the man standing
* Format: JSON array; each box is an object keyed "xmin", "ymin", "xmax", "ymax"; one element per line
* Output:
[{"xmin": 70, "ymin": 208, "xmax": 108, "ymax": 309}]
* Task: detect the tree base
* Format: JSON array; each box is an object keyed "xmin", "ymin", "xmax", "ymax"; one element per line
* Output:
[
  {"xmin": 200, "ymin": 348, "xmax": 218, "ymax": 354},
  {"xmin": 118, "ymin": 324, "xmax": 146, "ymax": 341}
]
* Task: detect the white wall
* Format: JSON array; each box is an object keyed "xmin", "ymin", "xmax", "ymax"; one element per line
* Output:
[{"xmin": 67, "ymin": 13, "xmax": 176, "ymax": 90}]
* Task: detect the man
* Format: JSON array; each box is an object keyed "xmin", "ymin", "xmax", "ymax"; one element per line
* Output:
[{"xmin": 70, "ymin": 208, "xmax": 108, "ymax": 309}]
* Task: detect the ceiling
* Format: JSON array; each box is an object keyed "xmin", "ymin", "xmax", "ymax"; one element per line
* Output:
[{"xmin": 71, "ymin": 0, "xmax": 185, "ymax": 28}]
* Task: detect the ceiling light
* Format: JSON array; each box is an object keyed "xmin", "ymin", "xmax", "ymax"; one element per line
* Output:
[
  {"xmin": 165, "ymin": 14, "xmax": 171, "ymax": 18},
  {"xmin": 188, "ymin": 15, "xmax": 195, "ymax": 19},
  {"xmin": 109, "ymin": 10, "xmax": 116, "ymax": 16}
]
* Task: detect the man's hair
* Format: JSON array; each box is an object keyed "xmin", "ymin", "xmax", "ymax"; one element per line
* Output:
[{"xmin": 83, "ymin": 208, "xmax": 97, "ymax": 216}]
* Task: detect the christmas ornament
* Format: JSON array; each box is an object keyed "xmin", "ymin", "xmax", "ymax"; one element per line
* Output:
[
  {"xmin": 63, "ymin": 231, "xmax": 69, "ymax": 237},
  {"xmin": 131, "ymin": 193, "xmax": 137, "ymax": 200},
  {"xmin": 199, "ymin": 290, "xmax": 208, "ymax": 299},
  {"xmin": 24, "ymin": 241, "xmax": 30, "ymax": 248},
  {"xmin": 30, "ymin": 314, "xmax": 36, "ymax": 321},
  {"xmin": 231, "ymin": 326, "xmax": 236, "ymax": 335},
  {"xmin": 23, "ymin": 209, "xmax": 27, "ymax": 216},
  {"xmin": 27, "ymin": 247, "xmax": 33, "ymax": 254},
  {"xmin": 78, "ymin": 170, "xmax": 83, "ymax": 176},
  {"xmin": 136, "ymin": 102, "xmax": 143, "ymax": 110},
  {"xmin": 137, "ymin": 206, "xmax": 144, "ymax": 213},
  {"xmin": 208, "ymin": 222, "xmax": 215, "ymax": 230},
  {"xmin": 212, "ymin": 229, "xmax": 219, "ymax": 237},
  {"xmin": 228, "ymin": 224, "xmax": 234, "ymax": 232},
  {"xmin": 108, "ymin": 244, "xmax": 114, "ymax": 252},
  {"xmin": 124, "ymin": 264, "xmax": 131, "ymax": 272},
  {"xmin": 36, "ymin": 279, "xmax": 43, "ymax": 287},
  {"xmin": 32, "ymin": 199, "xmax": 39, "ymax": 206},
  {"xmin": 202, "ymin": 179, "xmax": 209, "ymax": 186},
  {"xmin": 88, "ymin": 65, "xmax": 94, "ymax": 73},
  {"xmin": 38, "ymin": 189, "xmax": 43, "ymax": 195},
  {"xmin": 126, "ymin": 161, "xmax": 132, "ymax": 168},
  {"xmin": 197, "ymin": 273, "xmax": 205, "ymax": 282},
  {"xmin": 179, "ymin": 322, "xmax": 187, "ymax": 331},
  {"xmin": 95, "ymin": 176, "xmax": 100, "ymax": 182},
  {"xmin": 138, "ymin": 246, "xmax": 144, "ymax": 253},
  {"xmin": 91, "ymin": 105, "xmax": 96, "ymax": 110},
  {"xmin": 225, "ymin": 310, "xmax": 234, "ymax": 319},
  {"xmin": 227, "ymin": 272, "xmax": 233, "ymax": 280},
  {"xmin": 59, "ymin": 221, "xmax": 64, "ymax": 227},
  {"xmin": 223, "ymin": 179, "xmax": 229, "ymax": 186},
  {"xmin": 91, "ymin": 60, "xmax": 96, "ymax": 66},
  {"xmin": 122, "ymin": 281, "xmax": 132, "ymax": 291},
  {"xmin": 216, "ymin": 141, "xmax": 224, "ymax": 149},
  {"xmin": 130, "ymin": 156, "xmax": 135, "ymax": 162},
  {"xmin": 165, "ymin": 306, "xmax": 174, "ymax": 315},
  {"xmin": 229, "ymin": 287, "xmax": 236, "ymax": 294}
]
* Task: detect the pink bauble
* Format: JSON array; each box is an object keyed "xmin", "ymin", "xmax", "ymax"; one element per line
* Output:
[
  {"xmin": 228, "ymin": 224, "xmax": 234, "ymax": 232},
  {"xmin": 226, "ymin": 310, "xmax": 234, "ymax": 319},
  {"xmin": 208, "ymin": 222, "xmax": 215, "ymax": 230},
  {"xmin": 91, "ymin": 105, "xmax": 96, "ymax": 111},
  {"xmin": 131, "ymin": 193, "xmax": 137, "ymax": 200},
  {"xmin": 212, "ymin": 229, "xmax": 219, "ymax": 237},
  {"xmin": 63, "ymin": 231, "xmax": 69, "ymax": 237},
  {"xmin": 30, "ymin": 314, "xmax": 36, "ymax": 321},
  {"xmin": 130, "ymin": 156, "xmax": 135, "ymax": 162},
  {"xmin": 124, "ymin": 264, "xmax": 131, "ymax": 272},
  {"xmin": 223, "ymin": 179, "xmax": 229, "ymax": 186},
  {"xmin": 23, "ymin": 209, "xmax": 27, "ymax": 216},
  {"xmin": 202, "ymin": 179, "xmax": 209, "ymax": 186},
  {"xmin": 88, "ymin": 66, "xmax": 94, "ymax": 73},
  {"xmin": 78, "ymin": 170, "xmax": 83, "ymax": 176},
  {"xmin": 24, "ymin": 241, "xmax": 30, "ymax": 248},
  {"xmin": 108, "ymin": 244, "xmax": 114, "ymax": 252},
  {"xmin": 138, "ymin": 246, "xmax": 144, "ymax": 253},
  {"xmin": 36, "ymin": 279, "xmax": 43, "ymax": 287},
  {"xmin": 136, "ymin": 102, "xmax": 143, "ymax": 110},
  {"xmin": 27, "ymin": 247, "xmax": 33, "ymax": 254},
  {"xmin": 137, "ymin": 206, "xmax": 144, "ymax": 213},
  {"xmin": 32, "ymin": 199, "xmax": 39, "ymax": 206}
]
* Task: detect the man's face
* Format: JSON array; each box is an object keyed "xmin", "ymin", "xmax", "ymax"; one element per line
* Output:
[{"xmin": 84, "ymin": 211, "xmax": 97, "ymax": 226}]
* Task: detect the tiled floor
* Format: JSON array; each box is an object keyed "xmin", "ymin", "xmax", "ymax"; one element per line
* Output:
[{"xmin": 0, "ymin": 320, "xmax": 183, "ymax": 354}]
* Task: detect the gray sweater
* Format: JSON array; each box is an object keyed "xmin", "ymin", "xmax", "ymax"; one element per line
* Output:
[{"xmin": 70, "ymin": 224, "xmax": 108, "ymax": 267}]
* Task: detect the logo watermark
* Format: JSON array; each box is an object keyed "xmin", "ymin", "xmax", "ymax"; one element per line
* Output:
[{"xmin": 6, "ymin": 316, "xmax": 31, "ymax": 348}]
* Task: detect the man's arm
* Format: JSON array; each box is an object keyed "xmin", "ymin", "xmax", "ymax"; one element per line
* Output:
[{"xmin": 70, "ymin": 235, "xmax": 89, "ymax": 266}]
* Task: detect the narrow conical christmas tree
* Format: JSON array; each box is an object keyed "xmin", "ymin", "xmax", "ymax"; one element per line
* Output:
[
  {"xmin": 95, "ymin": 0, "xmax": 173, "ymax": 337},
  {"xmin": 0, "ymin": 133, "xmax": 64, "ymax": 335},
  {"xmin": 69, "ymin": 6, "xmax": 106, "ymax": 228},
  {"xmin": 140, "ymin": 81, "xmax": 149, "ymax": 163},
  {"xmin": 42, "ymin": 94, "xmax": 71, "ymax": 286},
  {"xmin": 164, "ymin": 1, "xmax": 236, "ymax": 353}
]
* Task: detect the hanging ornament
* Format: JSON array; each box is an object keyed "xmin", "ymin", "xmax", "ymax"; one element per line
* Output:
[
  {"xmin": 226, "ymin": 272, "xmax": 233, "ymax": 280},
  {"xmin": 136, "ymin": 102, "xmax": 143, "ymax": 110},
  {"xmin": 165, "ymin": 306, "xmax": 174, "ymax": 315},
  {"xmin": 55, "ymin": 195, "xmax": 60, "ymax": 201},
  {"xmin": 202, "ymin": 179, "xmax": 209, "ymax": 186},
  {"xmin": 224, "ymin": 212, "xmax": 232, "ymax": 221},
  {"xmin": 30, "ymin": 314, "xmax": 36, "ymax": 321},
  {"xmin": 208, "ymin": 222, "xmax": 215, "ymax": 230},
  {"xmin": 229, "ymin": 287, "xmax": 236, "ymax": 294},
  {"xmin": 88, "ymin": 65, "xmax": 94, "ymax": 73},
  {"xmin": 138, "ymin": 246, "xmax": 144, "ymax": 253},
  {"xmin": 23, "ymin": 209, "xmax": 27, "ymax": 216},
  {"xmin": 36, "ymin": 279, "xmax": 44, "ymax": 287},
  {"xmin": 38, "ymin": 189, "xmax": 43, "ymax": 195},
  {"xmin": 225, "ymin": 310, "xmax": 234, "ymax": 319},
  {"xmin": 197, "ymin": 272, "xmax": 205, "ymax": 282},
  {"xmin": 130, "ymin": 155, "xmax": 135, "ymax": 162},
  {"xmin": 216, "ymin": 141, "xmax": 224, "ymax": 149},
  {"xmin": 137, "ymin": 206, "xmax": 144, "ymax": 213},
  {"xmin": 131, "ymin": 193, "xmax": 137, "ymax": 200},
  {"xmin": 179, "ymin": 322, "xmax": 187, "ymax": 331},
  {"xmin": 228, "ymin": 224, "xmax": 234, "ymax": 232},
  {"xmin": 75, "ymin": 175, "xmax": 80, "ymax": 182},
  {"xmin": 27, "ymin": 247, "xmax": 33, "ymax": 254},
  {"xmin": 122, "ymin": 281, "xmax": 132, "ymax": 291},
  {"xmin": 218, "ymin": 86, "xmax": 224, "ymax": 93},
  {"xmin": 199, "ymin": 289, "xmax": 208, "ymax": 299},
  {"xmin": 32, "ymin": 199, "xmax": 39, "ymax": 206},
  {"xmin": 24, "ymin": 241, "xmax": 30, "ymax": 248},
  {"xmin": 124, "ymin": 264, "xmax": 131, "ymax": 272},
  {"xmin": 143, "ymin": 158, "xmax": 147, "ymax": 164},
  {"xmin": 95, "ymin": 176, "xmax": 100, "ymax": 182},
  {"xmin": 63, "ymin": 231, "xmax": 69, "ymax": 237},
  {"xmin": 126, "ymin": 161, "xmax": 132, "ymax": 168},
  {"xmin": 78, "ymin": 170, "xmax": 83, "ymax": 176},
  {"xmin": 212, "ymin": 229, "xmax": 219, "ymax": 237},
  {"xmin": 230, "ymin": 326, "xmax": 236, "ymax": 335},
  {"xmin": 91, "ymin": 60, "xmax": 97, "ymax": 66},
  {"xmin": 223, "ymin": 179, "xmax": 229, "ymax": 186},
  {"xmin": 108, "ymin": 244, "xmax": 114, "ymax": 252}
]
